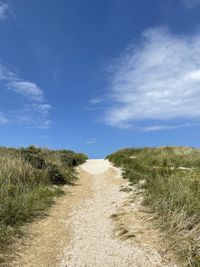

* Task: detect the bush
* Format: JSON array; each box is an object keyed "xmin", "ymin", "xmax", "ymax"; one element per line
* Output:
[
  {"xmin": 20, "ymin": 146, "xmax": 46, "ymax": 169},
  {"xmin": 58, "ymin": 150, "xmax": 88, "ymax": 167},
  {"xmin": 19, "ymin": 146, "xmax": 88, "ymax": 185},
  {"xmin": 45, "ymin": 163, "xmax": 77, "ymax": 185}
]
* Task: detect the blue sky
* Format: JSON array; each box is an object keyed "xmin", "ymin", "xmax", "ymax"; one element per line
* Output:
[{"xmin": 1, "ymin": 0, "xmax": 200, "ymax": 158}]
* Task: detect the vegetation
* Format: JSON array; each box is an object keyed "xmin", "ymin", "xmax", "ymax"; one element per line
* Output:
[
  {"xmin": 0, "ymin": 145, "xmax": 87, "ymax": 254},
  {"xmin": 107, "ymin": 146, "xmax": 200, "ymax": 266}
]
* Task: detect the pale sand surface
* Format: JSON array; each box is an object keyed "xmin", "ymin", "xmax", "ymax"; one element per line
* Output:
[
  {"xmin": 59, "ymin": 160, "xmax": 178, "ymax": 267},
  {"xmin": 8, "ymin": 159, "xmax": 179, "ymax": 267}
]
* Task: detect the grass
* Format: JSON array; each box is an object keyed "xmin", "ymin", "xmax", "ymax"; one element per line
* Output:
[
  {"xmin": 0, "ymin": 145, "xmax": 87, "ymax": 259},
  {"xmin": 107, "ymin": 146, "xmax": 200, "ymax": 266}
]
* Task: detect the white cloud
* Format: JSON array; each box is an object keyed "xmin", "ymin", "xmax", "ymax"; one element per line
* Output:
[
  {"xmin": 0, "ymin": 64, "xmax": 51, "ymax": 128},
  {"xmin": 85, "ymin": 138, "xmax": 97, "ymax": 145},
  {"xmin": 90, "ymin": 97, "xmax": 104, "ymax": 105},
  {"xmin": 183, "ymin": 0, "xmax": 200, "ymax": 8},
  {"xmin": 142, "ymin": 122, "xmax": 199, "ymax": 131},
  {"xmin": 104, "ymin": 26, "xmax": 200, "ymax": 129},
  {"xmin": 0, "ymin": 113, "xmax": 8, "ymax": 124},
  {"xmin": 37, "ymin": 119, "xmax": 52, "ymax": 129},
  {"xmin": 0, "ymin": 64, "xmax": 44, "ymax": 102},
  {"xmin": 27, "ymin": 104, "xmax": 52, "ymax": 114},
  {"xmin": 9, "ymin": 81, "xmax": 44, "ymax": 101},
  {"xmin": 13, "ymin": 113, "xmax": 52, "ymax": 129},
  {"xmin": 0, "ymin": 1, "xmax": 9, "ymax": 20},
  {"xmin": 27, "ymin": 119, "xmax": 51, "ymax": 129},
  {"xmin": 12, "ymin": 104, "xmax": 52, "ymax": 129}
]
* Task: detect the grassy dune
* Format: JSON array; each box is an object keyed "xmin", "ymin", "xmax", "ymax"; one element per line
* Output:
[
  {"xmin": 0, "ymin": 146, "xmax": 87, "ymax": 256},
  {"xmin": 107, "ymin": 146, "xmax": 200, "ymax": 266}
]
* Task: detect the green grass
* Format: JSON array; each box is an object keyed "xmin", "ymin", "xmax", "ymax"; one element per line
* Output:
[
  {"xmin": 107, "ymin": 146, "xmax": 200, "ymax": 266},
  {"xmin": 0, "ymin": 145, "xmax": 87, "ymax": 258}
]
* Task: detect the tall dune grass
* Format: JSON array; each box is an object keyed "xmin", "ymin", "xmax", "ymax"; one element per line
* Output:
[
  {"xmin": 0, "ymin": 146, "xmax": 87, "ymax": 260},
  {"xmin": 107, "ymin": 146, "xmax": 200, "ymax": 266}
]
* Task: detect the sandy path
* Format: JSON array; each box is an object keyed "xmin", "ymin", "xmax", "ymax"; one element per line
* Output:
[
  {"xmin": 8, "ymin": 167, "xmax": 93, "ymax": 267},
  {"xmin": 59, "ymin": 160, "xmax": 178, "ymax": 267},
  {"xmin": 9, "ymin": 159, "xmax": 179, "ymax": 267}
]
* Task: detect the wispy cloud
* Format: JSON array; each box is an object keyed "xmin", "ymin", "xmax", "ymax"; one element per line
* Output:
[
  {"xmin": 0, "ymin": 113, "xmax": 8, "ymax": 124},
  {"xmin": 183, "ymin": 0, "xmax": 200, "ymax": 8},
  {"xmin": 85, "ymin": 138, "xmax": 97, "ymax": 145},
  {"xmin": 12, "ymin": 109, "xmax": 52, "ymax": 129},
  {"xmin": 142, "ymin": 122, "xmax": 200, "ymax": 132},
  {"xmin": 0, "ymin": 64, "xmax": 44, "ymax": 102},
  {"xmin": 89, "ymin": 97, "xmax": 105, "ymax": 105},
  {"xmin": 25, "ymin": 104, "xmax": 52, "ymax": 114},
  {"xmin": 103, "ymin": 26, "xmax": 200, "ymax": 130},
  {"xmin": 0, "ymin": 1, "xmax": 9, "ymax": 20},
  {"xmin": 9, "ymin": 81, "xmax": 44, "ymax": 102},
  {"xmin": 0, "ymin": 64, "xmax": 51, "ymax": 128},
  {"xmin": 35, "ymin": 119, "xmax": 52, "ymax": 129}
]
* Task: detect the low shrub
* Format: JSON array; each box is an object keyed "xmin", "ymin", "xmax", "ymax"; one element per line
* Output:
[{"xmin": 20, "ymin": 145, "xmax": 46, "ymax": 169}]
